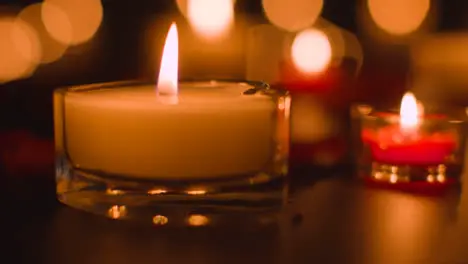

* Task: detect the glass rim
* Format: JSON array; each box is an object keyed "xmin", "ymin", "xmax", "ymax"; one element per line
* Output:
[
  {"xmin": 351, "ymin": 102, "xmax": 468, "ymax": 123},
  {"xmin": 54, "ymin": 79, "xmax": 290, "ymax": 97}
]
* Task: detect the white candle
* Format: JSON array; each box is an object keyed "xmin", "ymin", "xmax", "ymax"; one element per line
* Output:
[
  {"xmin": 56, "ymin": 22, "xmax": 285, "ymax": 180},
  {"xmin": 62, "ymin": 81, "xmax": 276, "ymax": 179}
]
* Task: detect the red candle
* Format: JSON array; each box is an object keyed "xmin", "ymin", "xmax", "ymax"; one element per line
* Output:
[
  {"xmin": 362, "ymin": 125, "xmax": 456, "ymax": 165},
  {"xmin": 361, "ymin": 92, "xmax": 457, "ymax": 165},
  {"xmin": 280, "ymin": 28, "xmax": 357, "ymax": 167},
  {"xmin": 281, "ymin": 64, "xmax": 351, "ymax": 166}
]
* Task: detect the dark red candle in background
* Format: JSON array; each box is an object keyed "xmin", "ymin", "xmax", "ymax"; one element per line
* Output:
[
  {"xmin": 276, "ymin": 59, "xmax": 355, "ymax": 167},
  {"xmin": 0, "ymin": 130, "xmax": 54, "ymax": 177},
  {"xmin": 360, "ymin": 94, "xmax": 461, "ymax": 195}
]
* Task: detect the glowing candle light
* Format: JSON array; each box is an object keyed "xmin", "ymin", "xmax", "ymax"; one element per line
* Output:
[
  {"xmin": 400, "ymin": 92, "xmax": 422, "ymax": 130},
  {"xmin": 362, "ymin": 93, "xmax": 457, "ymax": 165},
  {"xmin": 57, "ymin": 23, "xmax": 283, "ymax": 179},
  {"xmin": 157, "ymin": 23, "xmax": 178, "ymax": 96}
]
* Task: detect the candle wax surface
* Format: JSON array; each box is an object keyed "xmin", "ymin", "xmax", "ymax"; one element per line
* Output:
[
  {"xmin": 362, "ymin": 125, "xmax": 457, "ymax": 165},
  {"xmin": 61, "ymin": 82, "xmax": 278, "ymax": 179}
]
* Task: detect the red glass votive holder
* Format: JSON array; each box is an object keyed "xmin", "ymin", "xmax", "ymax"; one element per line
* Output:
[
  {"xmin": 278, "ymin": 61, "xmax": 355, "ymax": 167},
  {"xmin": 352, "ymin": 104, "xmax": 467, "ymax": 194}
]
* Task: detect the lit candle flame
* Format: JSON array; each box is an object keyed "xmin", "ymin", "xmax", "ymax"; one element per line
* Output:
[
  {"xmin": 157, "ymin": 23, "xmax": 178, "ymax": 96},
  {"xmin": 400, "ymin": 92, "xmax": 423, "ymax": 129}
]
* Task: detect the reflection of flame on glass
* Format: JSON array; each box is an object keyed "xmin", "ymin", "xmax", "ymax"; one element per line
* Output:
[
  {"xmin": 389, "ymin": 174, "xmax": 398, "ymax": 183},
  {"xmin": 0, "ymin": 17, "xmax": 41, "ymax": 83},
  {"xmin": 186, "ymin": 0, "xmax": 234, "ymax": 39},
  {"xmin": 262, "ymin": 0, "xmax": 323, "ymax": 32},
  {"xmin": 437, "ymin": 174, "xmax": 445, "ymax": 183},
  {"xmin": 400, "ymin": 92, "xmax": 423, "ymax": 129},
  {"xmin": 148, "ymin": 188, "xmax": 167, "ymax": 195},
  {"xmin": 368, "ymin": 0, "xmax": 430, "ymax": 35},
  {"xmin": 291, "ymin": 28, "xmax": 331, "ymax": 74},
  {"xmin": 157, "ymin": 23, "xmax": 178, "ymax": 102},
  {"xmin": 153, "ymin": 215, "xmax": 169, "ymax": 225},
  {"xmin": 187, "ymin": 189, "xmax": 207, "ymax": 195},
  {"xmin": 188, "ymin": 214, "xmax": 210, "ymax": 226},
  {"xmin": 107, "ymin": 205, "xmax": 127, "ymax": 219},
  {"xmin": 106, "ymin": 188, "xmax": 124, "ymax": 195}
]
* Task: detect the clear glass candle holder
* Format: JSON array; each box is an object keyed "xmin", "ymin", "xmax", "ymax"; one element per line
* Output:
[
  {"xmin": 54, "ymin": 80, "xmax": 290, "ymax": 222},
  {"xmin": 352, "ymin": 104, "xmax": 467, "ymax": 193}
]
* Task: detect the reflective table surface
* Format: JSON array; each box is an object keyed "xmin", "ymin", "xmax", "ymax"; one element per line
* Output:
[{"xmin": 4, "ymin": 166, "xmax": 468, "ymax": 264}]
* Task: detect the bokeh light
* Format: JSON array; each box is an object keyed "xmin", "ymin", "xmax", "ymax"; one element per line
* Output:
[
  {"xmin": 42, "ymin": 0, "xmax": 103, "ymax": 45},
  {"xmin": 291, "ymin": 28, "xmax": 331, "ymax": 74},
  {"xmin": 368, "ymin": 0, "xmax": 430, "ymax": 35},
  {"xmin": 262, "ymin": 0, "xmax": 323, "ymax": 32},
  {"xmin": 17, "ymin": 3, "xmax": 69, "ymax": 64},
  {"xmin": 176, "ymin": 0, "xmax": 236, "ymax": 17},
  {"xmin": 0, "ymin": 17, "xmax": 41, "ymax": 83},
  {"xmin": 185, "ymin": 0, "xmax": 234, "ymax": 39}
]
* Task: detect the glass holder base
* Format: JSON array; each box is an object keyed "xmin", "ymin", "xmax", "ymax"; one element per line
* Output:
[
  {"xmin": 56, "ymin": 158, "xmax": 287, "ymax": 225},
  {"xmin": 364, "ymin": 161, "xmax": 462, "ymax": 183},
  {"xmin": 359, "ymin": 161, "xmax": 462, "ymax": 195}
]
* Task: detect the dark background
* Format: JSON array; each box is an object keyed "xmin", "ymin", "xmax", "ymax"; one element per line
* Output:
[
  {"xmin": 3, "ymin": 1, "xmax": 468, "ymax": 263},
  {"xmin": 1, "ymin": 0, "xmax": 468, "ymax": 137}
]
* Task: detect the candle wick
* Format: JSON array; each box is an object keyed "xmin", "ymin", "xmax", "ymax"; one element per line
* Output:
[
  {"xmin": 156, "ymin": 79, "xmax": 178, "ymax": 104},
  {"xmin": 156, "ymin": 93, "xmax": 178, "ymax": 105},
  {"xmin": 156, "ymin": 79, "xmax": 177, "ymax": 95}
]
